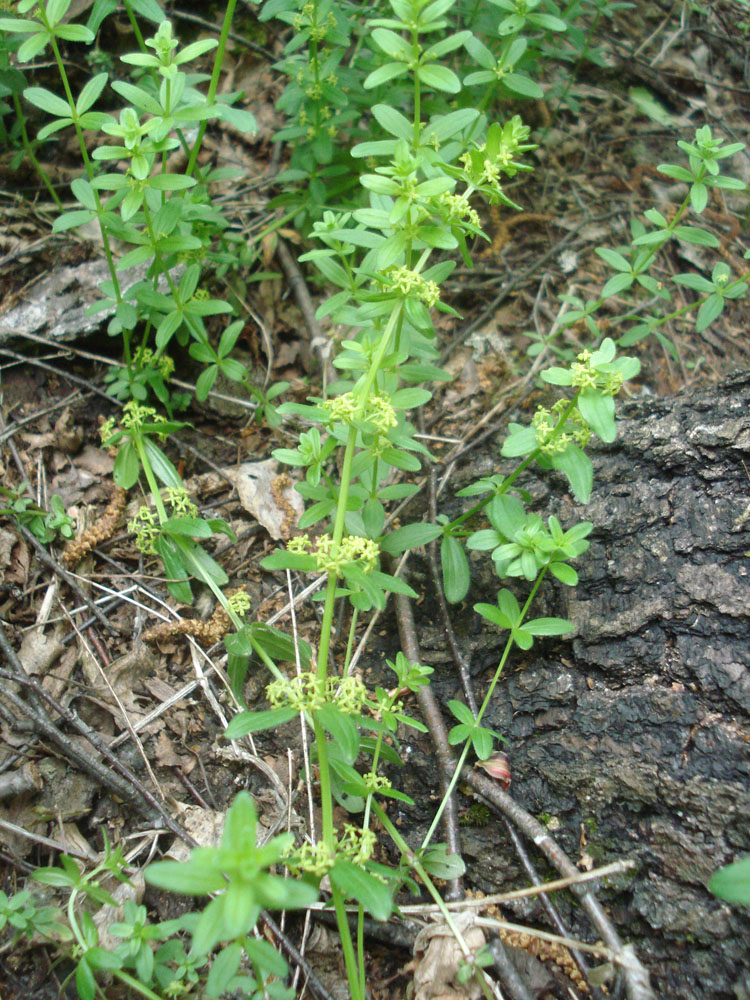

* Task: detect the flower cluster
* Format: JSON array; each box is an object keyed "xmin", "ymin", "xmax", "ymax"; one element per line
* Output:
[
  {"xmin": 460, "ymin": 115, "xmax": 533, "ymax": 194},
  {"xmin": 227, "ymin": 590, "xmax": 251, "ymax": 618},
  {"xmin": 120, "ymin": 401, "xmax": 169, "ymax": 435},
  {"xmin": 134, "ymin": 347, "xmax": 174, "ymax": 378},
  {"xmin": 570, "ymin": 348, "xmax": 623, "ymax": 396},
  {"xmin": 128, "ymin": 505, "xmax": 159, "ymax": 554},
  {"xmin": 267, "ymin": 671, "xmax": 367, "ymax": 715},
  {"xmin": 322, "ymin": 392, "xmax": 398, "ymax": 455},
  {"xmin": 386, "ymin": 266, "xmax": 441, "ymax": 307},
  {"xmin": 285, "ymin": 838, "xmax": 334, "ymax": 878},
  {"xmin": 99, "ymin": 417, "xmax": 117, "ymax": 447},
  {"xmin": 532, "ymin": 400, "xmax": 591, "ymax": 455},
  {"xmin": 338, "ymin": 824, "xmax": 376, "ymax": 866},
  {"xmin": 361, "ymin": 773, "xmax": 392, "ymax": 794},
  {"xmin": 284, "ymin": 825, "xmax": 376, "ymax": 878},
  {"xmin": 288, "ymin": 533, "xmax": 380, "ymax": 576},
  {"xmin": 164, "ymin": 487, "xmax": 197, "ymax": 518},
  {"xmin": 439, "ymin": 192, "xmax": 481, "ymax": 230}
]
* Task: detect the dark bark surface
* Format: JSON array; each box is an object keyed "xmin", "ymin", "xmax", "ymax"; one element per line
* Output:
[{"xmin": 399, "ymin": 372, "xmax": 750, "ymax": 1000}]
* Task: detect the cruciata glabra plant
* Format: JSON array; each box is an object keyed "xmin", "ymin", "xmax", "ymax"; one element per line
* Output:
[{"xmin": 220, "ymin": 1, "xmax": 643, "ymax": 997}]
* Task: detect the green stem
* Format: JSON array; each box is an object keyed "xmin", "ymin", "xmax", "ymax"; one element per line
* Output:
[
  {"xmin": 373, "ymin": 802, "xmax": 495, "ymax": 1000},
  {"xmin": 444, "ymin": 396, "xmax": 580, "ymax": 533},
  {"xmin": 185, "ymin": 0, "xmax": 238, "ymax": 178},
  {"xmin": 13, "ymin": 94, "xmax": 62, "ymax": 209},
  {"xmin": 419, "ymin": 568, "xmax": 549, "ymax": 853},
  {"xmin": 133, "ymin": 435, "xmax": 169, "ymax": 523},
  {"xmin": 112, "ymin": 969, "xmax": 166, "ymax": 1000},
  {"xmin": 44, "ymin": 30, "xmax": 122, "ymax": 307}
]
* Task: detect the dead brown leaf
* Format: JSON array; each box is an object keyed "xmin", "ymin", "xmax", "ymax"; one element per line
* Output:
[{"xmin": 412, "ymin": 914, "xmax": 486, "ymax": 1000}]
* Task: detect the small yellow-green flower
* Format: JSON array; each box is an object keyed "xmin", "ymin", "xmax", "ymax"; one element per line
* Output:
[{"xmin": 129, "ymin": 505, "xmax": 159, "ymax": 554}]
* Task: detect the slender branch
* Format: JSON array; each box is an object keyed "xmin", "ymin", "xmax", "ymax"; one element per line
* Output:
[
  {"xmin": 391, "ymin": 585, "xmax": 464, "ymax": 901},
  {"xmin": 486, "ymin": 935, "xmax": 534, "ymax": 1000},
  {"xmin": 501, "ymin": 816, "xmax": 591, "ymax": 989},
  {"xmin": 462, "ymin": 768, "xmax": 656, "ymax": 1000},
  {"xmin": 0, "ymin": 625, "xmax": 191, "ymax": 844}
]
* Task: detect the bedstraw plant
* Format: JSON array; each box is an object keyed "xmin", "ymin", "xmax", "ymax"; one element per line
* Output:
[{"xmin": 1, "ymin": 0, "xmax": 748, "ymax": 997}]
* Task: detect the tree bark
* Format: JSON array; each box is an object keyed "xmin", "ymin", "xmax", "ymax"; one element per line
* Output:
[{"xmin": 407, "ymin": 372, "xmax": 750, "ymax": 1000}]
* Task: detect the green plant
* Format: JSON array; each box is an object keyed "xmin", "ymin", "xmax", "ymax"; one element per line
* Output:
[
  {"xmin": 19, "ymin": 803, "xmax": 309, "ymax": 1000},
  {"xmin": 0, "ymin": 486, "xmax": 75, "ymax": 543},
  {"xmin": 0, "ymin": 1, "xmax": 256, "ymax": 413},
  {"xmin": 6, "ymin": 0, "xmax": 746, "ymax": 997},
  {"xmin": 99, "ymin": 401, "xmax": 240, "ymax": 608},
  {"xmin": 261, "ymin": 0, "xmax": 615, "ymax": 230},
  {"xmin": 217, "ymin": 0, "xmax": 650, "ymax": 993},
  {"xmin": 0, "ymin": 887, "xmax": 63, "ymax": 947},
  {"xmin": 555, "ymin": 126, "xmax": 749, "ymax": 360}
]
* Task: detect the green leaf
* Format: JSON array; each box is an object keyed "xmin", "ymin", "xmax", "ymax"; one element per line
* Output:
[
  {"xmin": 0, "ymin": 17, "xmax": 40, "ymax": 32},
  {"xmin": 471, "ymin": 727, "xmax": 493, "ymax": 760},
  {"xmin": 113, "ymin": 439, "xmax": 140, "ymax": 489},
  {"xmin": 696, "ymin": 292, "xmax": 725, "ymax": 333},
  {"xmin": 52, "ymin": 209, "xmax": 97, "ymax": 232},
  {"xmin": 501, "ymin": 425, "xmax": 537, "ymax": 457},
  {"xmin": 673, "ymin": 226, "xmax": 720, "ymax": 248},
  {"xmin": 147, "ymin": 173, "xmax": 197, "ymax": 191},
  {"xmin": 160, "ymin": 516, "xmax": 213, "ymax": 538},
  {"xmin": 18, "ymin": 32, "xmax": 52, "ymax": 62},
  {"xmin": 549, "ymin": 443, "xmax": 593, "ymax": 504},
  {"xmin": 371, "ymin": 27, "xmax": 411, "ymax": 61},
  {"xmin": 709, "ymin": 856, "xmax": 750, "ymax": 905},
  {"xmin": 601, "ymin": 272, "xmax": 634, "ymax": 299},
  {"xmin": 130, "ymin": 0, "xmax": 166, "ymax": 22},
  {"xmin": 111, "ymin": 80, "xmax": 162, "ymax": 115},
  {"xmin": 315, "ymin": 705, "xmax": 359, "ymax": 763},
  {"xmin": 381, "ymin": 447, "xmax": 422, "ymax": 472},
  {"xmin": 372, "ymin": 103, "xmax": 412, "ymax": 141},
  {"xmin": 206, "ymin": 942, "xmax": 242, "ymax": 1000},
  {"xmin": 673, "ymin": 272, "xmax": 715, "ymax": 294},
  {"xmin": 224, "ymin": 707, "xmax": 297, "ymax": 740},
  {"xmin": 381, "ymin": 523, "xmax": 443, "ymax": 554},
  {"xmin": 524, "ymin": 617, "xmax": 574, "ymax": 636},
  {"xmin": 329, "ymin": 860, "xmax": 392, "ymax": 921},
  {"xmin": 76, "ymin": 958, "xmax": 96, "ymax": 1000},
  {"xmin": 628, "ymin": 86, "xmax": 675, "ymax": 126},
  {"xmin": 55, "ymin": 23, "xmax": 93, "ymax": 41},
  {"xmin": 578, "ymin": 389, "xmax": 616, "ymax": 443},
  {"xmin": 32, "ymin": 867, "xmax": 78, "ymax": 888},
  {"xmin": 690, "ymin": 182, "xmax": 708, "ymax": 214},
  {"xmin": 24, "ymin": 85, "xmax": 71, "ymax": 118},
  {"xmin": 512, "ymin": 625, "xmax": 533, "ymax": 650},
  {"xmin": 143, "ymin": 437, "xmax": 181, "ymax": 488},
  {"xmin": 441, "ymin": 534, "xmax": 470, "ymax": 604},
  {"xmin": 154, "ymin": 536, "xmax": 192, "ymax": 604},
  {"xmin": 447, "ymin": 699, "xmax": 475, "ymax": 726},
  {"xmin": 390, "ymin": 387, "xmax": 432, "ymax": 409},
  {"xmin": 419, "ymin": 843, "xmax": 466, "ymax": 879},
  {"xmin": 76, "ymin": 72, "xmax": 107, "ymax": 114},
  {"xmin": 657, "ymin": 163, "xmax": 693, "ymax": 182},
  {"xmin": 368, "ymin": 570, "xmax": 418, "ymax": 599},
  {"xmin": 364, "ymin": 62, "xmax": 410, "ymax": 89},
  {"xmin": 503, "ymin": 72, "xmax": 543, "ymax": 98},
  {"xmin": 417, "ymin": 63, "xmax": 461, "ymax": 94},
  {"xmin": 548, "ymin": 561, "xmax": 578, "ymax": 585}
]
